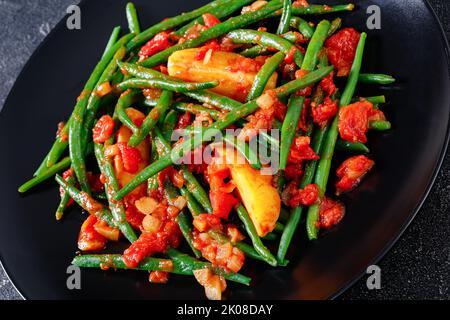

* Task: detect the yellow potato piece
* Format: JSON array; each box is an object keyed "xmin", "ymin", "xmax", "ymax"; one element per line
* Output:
[
  {"xmin": 214, "ymin": 146, "xmax": 280, "ymax": 237},
  {"xmin": 168, "ymin": 48, "xmax": 278, "ymax": 102}
]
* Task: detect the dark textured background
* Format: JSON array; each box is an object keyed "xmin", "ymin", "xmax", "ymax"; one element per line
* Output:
[{"xmin": 0, "ymin": 0, "xmax": 449, "ymax": 300}]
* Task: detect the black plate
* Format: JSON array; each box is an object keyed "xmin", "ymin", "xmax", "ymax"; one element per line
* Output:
[{"xmin": 0, "ymin": 0, "xmax": 449, "ymax": 300}]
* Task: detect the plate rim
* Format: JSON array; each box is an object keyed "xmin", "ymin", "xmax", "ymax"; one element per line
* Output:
[{"xmin": 0, "ymin": 0, "xmax": 449, "ymax": 300}]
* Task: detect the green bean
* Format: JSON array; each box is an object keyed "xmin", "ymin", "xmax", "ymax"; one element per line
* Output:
[
  {"xmin": 162, "ymin": 110, "xmax": 179, "ymax": 141},
  {"xmin": 102, "ymin": 26, "xmax": 121, "ymax": 58},
  {"xmin": 117, "ymin": 78, "xmax": 218, "ymax": 93},
  {"xmin": 328, "ymin": 18, "xmax": 342, "ymax": 36},
  {"xmin": 117, "ymin": 61, "xmax": 242, "ymax": 111},
  {"xmin": 94, "ymin": 143, "xmax": 137, "ymax": 243},
  {"xmin": 359, "ymin": 73, "xmax": 396, "ymax": 85},
  {"xmin": 166, "ymin": 248, "xmax": 251, "ymax": 285},
  {"xmin": 174, "ymin": 0, "xmax": 255, "ymax": 37},
  {"xmin": 128, "ymin": 91, "xmax": 173, "ymax": 147},
  {"xmin": 126, "ymin": 2, "xmax": 141, "ymax": 34},
  {"xmin": 277, "ymin": 0, "xmax": 292, "ymax": 34},
  {"xmin": 19, "ymin": 157, "xmax": 71, "ymax": 193},
  {"xmin": 280, "ymin": 95, "xmax": 304, "ymax": 170},
  {"xmin": 354, "ymin": 95, "xmax": 386, "ymax": 104},
  {"xmin": 236, "ymin": 205, "xmax": 277, "ymax": 266},
  {"xmin": 227, "ymin": 29, "xmax": 303, "ymax": 67},
  {"xmin": 336, "ymin": 140, "xmax": 370, "ymax": 153},
  {"xmin": 55, "ymin": 174, "xmax": 76, "ymax": 221},
  {"xmin": 115, "ymin": 89, "xmax": 141, "ymax": 134},
  {"xmin": 275, "ymin": 3, "xmax": 355, "ymax": 16},
  {"xmin": 55, "ymin": 175, "xmax": 115, "ymax": 227},
  {"xmin": 306, "ymin": 33, "xmax": 367, "ymax": 241},
  {"xmin": 290, "ymin": 17, "xmax": 315, "ymax": 39},
  {"xmin": 173, "ymin": 102, "xmax": 221, "ymax": 120},
  {"xmin": 126, "ymin": 0, "xmax": 230, "ymax": 50},
  {"xmin": 223, "ymin": 135, "xmax": 262, "ymax": 170},
  {"xmin": 240, "ymin": 31, "xmax": 299, "ymax": 58},
  {"xmin": 178, "ymin": 211, "xmax": 202, "ymax": 258},
  {"xmin": 370, "ymin": 120, "xmax": 392, "ymax": 131},
  {"xmin": 140, "ymin": 1, "xmax": 283, "ymax": 68},
  {"xmin": 72, "ymin": 250, "xmax": 251, "ymax": 285},
  {"xmin": 247, "ymin": 52, "xmax": 285, "ymax": 102},
  {"xmin": 81, "ymin": 47, "xmax": 127, "ymax": 152},
  {"xmin": 147, "ymin": 137, "xmax": 159, "ymax": 193},
  {"xmin": 46, "ymin": 34, "xmax": 134, "ymax": 168},
  {"xmin": 280, "ymin": 20, "xmax": 330, "ymax": 170},
  {"xmin": 113, "ymin": 66, "xmax": 333, "ymax": 200},
  {"xmin": 301, "ymin": 20, "xmax": 331, "ymax": 71}
]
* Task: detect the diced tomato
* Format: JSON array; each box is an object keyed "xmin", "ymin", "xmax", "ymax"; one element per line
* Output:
[
  {"xmin": 117, "ymin": 142, "xmax": 142, "ymax": 173},
  {"xmin": 335, "ymin": 155, "xmax": 374, "ymax": 195},
  {"xmin": 139, "ymin": 31, "xmax": 172, "ymax": 61},
  {"xmin": 125, "ymin": 205, "xmax": 145, "ymax": 230},
  {"xmin": 325, "ymin": 28, "xmax": 361, "ymax": 77},
  {"xmin": 207, "ymin": 165, "xmax": 239, "ymax": 219},
  {"xmin": 288, "ymin": 136, "xmax": 320, "ymax": 163},
  {"xmin": 193, "ymin": 231, "xmax": 245, "ymax": 273},
  {"xmin": 202, "ymin": 13, "xmax": 221, "ymax": 28},
  {"xmin": 317, "ymin": 197, "xmax": 345, "ymax": 230},
  {"xmin": 312, "ymin": 96, "xmax": 338, "ymax": 127},
  {"xmin": 123, "ymin": 214, "xmax": 181, "ymax": 268},
  {"xmin": 149, "ymin": 270, "xmax": 170, "ymax": 284},
  {"xmin": 296, "ymin": 98, "xmax": 310, "ymax": 132},
  {"xmin": 289, "ymin": 184, "xmax": 320, "ymax": 207},
  {"xmin": 320, "ymin": 72, "xmax": 337, "ymax": 96},
  {"xmin": 193, "ymin": 213, "xmax": 222, "ymax": 232},
  {"xmin": 293, "ymin": 0, "xmax": 310, "ymax": 7},
  {"xmin": 175, "ymin": 112, "xmax": 192, "ymax": 129},
  {"xmin": 285, "ymin": 46, "xmax": 299, "ymax": 64},
  {"xmin": 78, "ymin": 215, "xmax": 107, "ymax": 252},
  {"xmin": 338, "ymin": 100, "xmax": 383, "ymax": 143},
  {"xmin": 56, "ymin": 121, "xmax": 68, "ymax": 141},
  {"xmin": 284, "ymin": 164, "xmax": 303, "ymax": 181},
  {"xmin": 157, "ymin": 166, "xmax": 184, "ymax": 189},
  {"xmin": 210, "ymin": 190, "xmax": 239, "ymax": 220}
]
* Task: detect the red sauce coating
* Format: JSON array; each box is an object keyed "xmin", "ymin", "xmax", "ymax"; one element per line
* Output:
[
  {"xmin": 325, "ymin": 28, "xmax": 360, "ymax": 77},
  {"xmin": 93, "ymin": 115, "xmax": 115, "ymax": 143},
  {"xmin": 335, "ymin": 155, "xmax": 374, "ymax": 195}
]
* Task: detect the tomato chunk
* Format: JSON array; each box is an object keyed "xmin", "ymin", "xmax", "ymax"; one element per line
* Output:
[
  {"xmin": 78, "ymin": 215, "xmax": 107, "ymax": 252},
  {"xmin": 202, "ymin": 13, "xmax": 221, "ymax": 28},
  {"xmin": 317, "ymin": 197, "xmax": 345, "ymax": 230},
  {"xmin": 92, "ymin": 115, "xmax": 115, "ymax": 143},
  {"xmin": 288, "ymin": 136, "xmax": 320, "ymax": 163},
  {"xmin": 289, "ymin": 184, "xmax": 320, "ymax": 207},
  {"xmin": 325, "ymin": 28, "xmax": 360, "ymax": 77},
  {"xmin": 312, "ymin": 96, "xmax": 338, "ymax": 128},
  {"xmin": 138, "ymin": 31, "xmax": 172, "ymax": 61},
  {"xmin": 338, "ymin": 101, "xmax": 372, "ymax": 143},
  {"xmin": 207, "ymin": 165, "xmax": 239, "ymax": 219},
  {"xmin": 117, "ymin": 142, "xmax": 142, "ymax": 174},
  {"xmin": 335, "ymin": 155, "xmax": 374, "ymax": 195}
]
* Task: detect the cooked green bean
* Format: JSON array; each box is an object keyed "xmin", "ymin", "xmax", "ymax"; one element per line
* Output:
[
  {"xmin": 359, "ymin": 73, "xmax": 396, "ymax": 85},
  {"xmin": 117, "ymin": 78, "xmax": 219, "ymax": 93},
  {"xmin": 55, "ymin": 174, "xmax": 76, "ymax": 221},
  {"xmin": 247, "ymin": 52, "xmax": 285, "ymax": 102},
  {"xmin": 126, "ymin": 2, "xmax": 141, "ymax": 34},
  {"xmin": 306, "ymin": 33, "xmax": 367, "ymax": 240},
  {"xmin": 290, "ymin": 17, "xmax": 315, "ymax": 39},
  {"xmin": 370, "ymin": 120, "xmax": 392, "ymax": 131},
  {"xmin": 102, "ymin": 26, "xmax": 121, "ymax": 57},
  {"xmin": 128, "ymin": 91, "xmax": 173, "ymax": 147},
  {"xmin": 94, "ymin": 143, "xmax": 138, "ymax": 243},
  {"xmin": 223, "ymin": 135, "xmax": 262, "ymax": 170},
  {"xmin": 336, "ymin": 140, "xmax": 370, "ymax": 153},
  {"xmin": 162, "ymin": 110, "xmax": 179, "ymax": 141},
  {"xmin": 277, "ymin": 0, "xmax": 292, "ymax": 35}
]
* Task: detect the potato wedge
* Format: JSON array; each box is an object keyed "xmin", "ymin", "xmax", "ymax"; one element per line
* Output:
[
  {"xmin": 168, "ymin": 48, "xmax": 278, "ymax": 102},
  {"xmin": 214, "ymin": 146, "xmax": 280, "ymax": 237}
]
